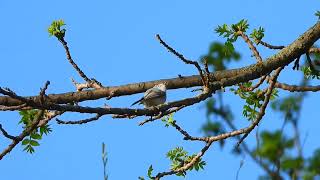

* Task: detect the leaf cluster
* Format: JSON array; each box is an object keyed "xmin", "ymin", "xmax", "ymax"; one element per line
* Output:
[
  {"xmin": 166, "ymin": 147, "xmax": 206, "ymax": 177},
  {"xmin": 161, "ymin": 113, "xmax": 174, "ymax": 127},
  {"xmin": 301, "ymin": 66, "xmax": 320, "ymax": 79},
  {"xmin": 231, "ymin": 83, "xmax": 278, "ymax": 121},
  {"xmin": 48, "ymin": 19, "xmax": 66, "ymax": 40},
  {"xmin": 200, "ymin": 42, "xmax": 240, "ymax": 71},
  {"xmin": 215, "ymin": 19, "xmax": 250, "ymax": 55},
  {"xmin": 19, "ymin": 110, "xmax": 52, "ymax": 153},
  {"xmin": 250, "ymin": 27, "xmax": 265, "ymax": 44}
]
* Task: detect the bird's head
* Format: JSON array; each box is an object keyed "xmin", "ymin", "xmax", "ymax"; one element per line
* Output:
[{"xmin": 154, "ymin": 83, "xmax": 167, "ymax": 92}]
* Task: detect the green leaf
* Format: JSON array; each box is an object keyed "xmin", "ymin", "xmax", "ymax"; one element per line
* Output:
[
  {"xmin": 29, "ymin": 140, "xmax": 40, "ymax": 146},
  {"xmin": 315, "ymin": 11, "xmax": 320, "ymax": 19},
  {"xmin": 23, "ymin": 145, "xmax": 35, "ymax": 154},
  {"xmin": 39, "ymin": 124, "xmax": 52, "ymax": 135},
  {"xmin": 22, "ymin": 139, "xmax": 30, "ymax": 145},
  {"xmin": 161, "ymin": 113, "xmax": 175, "ymax": 127},
  {"xmin": 224, "ymin": 41, "xmax": 235, "ymax": 56},
  {"xmin": 281, "ymin": 157, "xmax": 304, "ymax": 170},
  {"xmin": 250, "ymin": 27, "xmax": 265, "ymax": 44},
  {"xmin": 147, "ymin": 165, "xmax": 153, "ymax": 178},
  {"xmin": 31, "ymin": 133, "xmax": 42, "ymax": 140},
  {"xmin": 48, "ymin": 19, "xmax": 66, "ymax": 39}
]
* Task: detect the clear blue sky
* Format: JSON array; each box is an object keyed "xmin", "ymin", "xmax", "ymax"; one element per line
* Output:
[{"xmin": 0, "ymin": 1, "xmax": 319, "ymax": 179}]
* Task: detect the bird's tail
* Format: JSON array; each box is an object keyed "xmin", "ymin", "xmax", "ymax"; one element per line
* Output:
[{"xmin": 131, "ymin": 98, "xmax": 144, "ymax": 107}]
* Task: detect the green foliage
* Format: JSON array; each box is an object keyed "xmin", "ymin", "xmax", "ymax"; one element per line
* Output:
[
  {"xmin": 48, "ymin": 19, "xmax": 66, "ymax": 39},
  {"xmin": 201, "ymin": 121, "xmax": 225, "ymax": 148},
  {"xmin": 315, "ymin": 11, "xmax": 320, "ymax": 20},
  {"xmin": 231, "ymin": 85, "xmax": 278, "ymax": 121},
  {"xmin": 166, "ymin": 147, "xmax": 206, "ymax": 177},
  {"xmin": 201, "ymin": 98, "xmax": 235, "ymax": 148},
  {"xmin": 231, "ymin": 19, "xmax": 249, "ymax": 33},
  {"xmin": 19, "ymin": 109, "xmax": 38, "ymax": 125},
  {"xmin": 19, "ymin": 110, "xmax": 52, "ymax": 154},
  {"xmin": 272, "ymin": 95, "xmax": 303, "ymax": 121},
  {"xmin": 301, "ymin": 66, "xmax": 320, "ymax": 79},
  {"xmin": 215, "ymin": 19, "xmax": 249, "ymax": 56},
  {"xmin": 215, "ymin": 19, "xmax": 249, "ymax": 40},
  {"xmin": 250, "ymin": 27, "xmax": 265, "ymax": 44},
  {"xmin": 138, "ymin": 165, "xmax": 153, "ymax": 180},
  {"xmin": 161, "ymin": 113, "xmax": 174, "ymax": 127},
  {"xmin": 147, "ymin": 165, "xmax": 153, "ymax": 179},
  {"xmin": 254, "ymin": 130, "xmax": 294, "ymax": 163},
  {"xmin": 200, "ymin": 42, "xmax": 240, "ymax": 71},
  {"xmin": 306, "ymin": 149, "xmax": 320, "ymax": 175},
  {"xmin": 281, "ymin": 156, "xmax": 305, "ymax": 179}
]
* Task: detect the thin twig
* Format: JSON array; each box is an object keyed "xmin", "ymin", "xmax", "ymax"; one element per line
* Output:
[
  {"xmin": 156, "ymin": 34, "xmax": 207, "ymax": 86},
  {"xmin": 56, "ymin": 114, "xmax": 102, "ymax": 125},
  {"xmin": 0, "ymin": 124, "xmax": 17, "ymax": 140},
  {"xmin": 0, "ymin": 104, "xmax": 28, "ymax": 111},
  {"xmin": 171, "ymin": 121, "xmax": 207, "ymax": 141},
  {"xmin": 259, "ymin": 41, "xmax": 285, "ymax": 49},
  {"xmin": 138, "ymin": 106, "xmax": 185, "ymax": 126},
  {"xmin": 238, "ymin": 31, "xmax": 263, "ymax": 63},
  {"xmin": 59, "ymin": 38, "xmax": 91, "ymax": 82}
]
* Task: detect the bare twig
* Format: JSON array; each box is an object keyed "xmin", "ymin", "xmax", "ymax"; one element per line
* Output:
[
  {"xmin": 58, "ymin": 38, "xmax": 91, "ymax": 83},
  {"xmin": 58, "ymin": 38, "xmax": 103, "ymax": 90},
  {"xmin": 156, "ymin": 34, "xmax": 207, "ymax": 86},
  {"xmin": 0, "ymin": 104, "xmax": 28, "ymax": 111},
  {"xmin": 171, "ymin": 121, "xmax": 207, "ymax": 141},
  {"xmin": 0, "ymin": 124, "xmax": 17, "ymax": 140},
  {"xmin": 259, "ymin": 40, "xmax": 285, "ymax": 49},
  {"xmin": 238, "ymin": 31, "xmax": 263, "ymax": 63},
  {"xmin": 56, "ymin": 114, "xmax": 102, "ymax": 125},
  {"xmin": 240, "ymin": 75, "xmax": 268, "ymax": 92},
  {"xmin": 138, "ymin": 106, "xmax": 185, "ymax": 126}
]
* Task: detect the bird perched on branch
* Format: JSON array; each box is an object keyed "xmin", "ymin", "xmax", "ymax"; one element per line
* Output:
[{"xmin": 131, "ymin": 83, "xmax": 167, "ymax": 108}]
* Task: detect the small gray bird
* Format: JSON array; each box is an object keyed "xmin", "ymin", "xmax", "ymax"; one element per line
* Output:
[{"xmin": 131, "ymin": 83, "xmax": 167, "ymax": 107}]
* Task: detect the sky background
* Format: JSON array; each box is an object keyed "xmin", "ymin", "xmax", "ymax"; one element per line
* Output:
[{"xmin": 0, "ymin": 1, "xmax": 319, "ymax": 179}]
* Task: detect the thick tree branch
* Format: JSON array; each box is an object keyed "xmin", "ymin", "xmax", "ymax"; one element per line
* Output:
[{"xmin": 0, "ymin": 21, "xmax": 319, "ymax": 108}]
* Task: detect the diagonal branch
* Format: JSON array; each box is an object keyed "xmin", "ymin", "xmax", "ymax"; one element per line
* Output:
[
  {"xmin": 1, "ymin": 22, "xmax": 318, "ymax": 108},
  {"xmin": 154, "ymin": 141, "xmax": 212, "ymax": 180},
  {"xmin": 237, "ymin": 67, "xmax": 283, "ymax": 147},
  {"xmin": 238, "ymin": 31, "xmax": 263, "ymax": 63},
  {"xmin": 0, "ymin": 81, "xmax": 51, "ymax": 160},
  {"xmin": 156, "ymin": 34, "xmax": 207, "ymax": 86},
  {"xmin": 58, "ymin": 38, "xmax": 91, "ymax": 83},
  {"xmin": 0, "ymin": 110, "xmax": 44, "ymax": 160},
  {"xmin": 58, "ymin": 38, "xmax": 103, "ymax": 90}
]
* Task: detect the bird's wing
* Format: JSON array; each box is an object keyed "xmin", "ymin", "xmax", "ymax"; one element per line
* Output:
[
  {"xmin": 131, "ymin": 97, "xmax": 144, "ymax": 106},
  {"xmin": 144, "ymin": 88, "xmax": 165, "ymax": 100}
]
